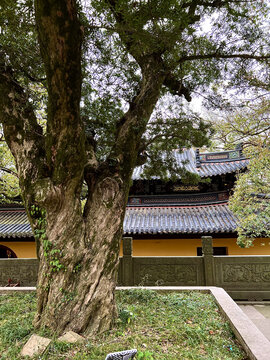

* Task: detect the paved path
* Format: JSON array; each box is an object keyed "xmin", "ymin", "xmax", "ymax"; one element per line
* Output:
[{"xmin": 239, "ymin": 304, "xmax": 270, "ymax": 342}]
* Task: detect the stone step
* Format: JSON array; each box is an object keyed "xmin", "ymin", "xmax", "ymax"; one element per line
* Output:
[
  {"xmin": 239, "ymin": 305, "xmax": 265, "ymax": 320},
  {"xmin": 252, "ymin": 319, "xmax": 270, "ymax": 342},
  {"xmin": 254, "ymin": 305, "xmax": 270, "ymax": 319}
]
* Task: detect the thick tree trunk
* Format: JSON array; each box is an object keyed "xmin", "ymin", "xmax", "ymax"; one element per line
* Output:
[
  {"xmin": 34, "ymin": 175, "xmax": 127, "ymax": 335},
  {"xmin": 1, "ymin": 0, "xmax": 166, "ymax": 337}
]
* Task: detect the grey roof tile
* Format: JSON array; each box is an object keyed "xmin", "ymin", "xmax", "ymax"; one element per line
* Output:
[
  {"xmin": 124, "ymin": 203, "xmax": 237, "ymax": 234},
  {"xmin": 0, "ymin": 203, "xmax": 238, "ymax": 238},
  {"xmin": 0, "ymin": 210, "xmax": 32, "ymax": 238}
]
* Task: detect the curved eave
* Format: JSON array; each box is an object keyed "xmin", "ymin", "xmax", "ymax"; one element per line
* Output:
[
  {"xmin": 132, "ymin": 149, "xmax": 249, "ymax": 180},
  {"xmin": 0, "ymin": 210, "xmax": 33, "ymax": 239}
]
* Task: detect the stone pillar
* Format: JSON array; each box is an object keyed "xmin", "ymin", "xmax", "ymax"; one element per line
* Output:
[
  {"xmin": 122, "ymin": 237, "xmax": 133, "ymax": 286},
  {"xmin": 202, "ymin": 236, "xmax": 215, "ymax": 286}
]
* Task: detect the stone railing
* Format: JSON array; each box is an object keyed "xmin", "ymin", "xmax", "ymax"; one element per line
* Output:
[
  {"xmin": 1, "ymin": 237, "xmax": 270, "ymax": 300},
  {"xmin": 0, "ymin": 258, "xmax": 38, "ymax": 286},
  {"xmin": 118, "ymin": 236, "xmax": 270, "ymax": 300}
]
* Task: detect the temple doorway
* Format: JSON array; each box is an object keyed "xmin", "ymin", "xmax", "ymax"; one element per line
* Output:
[{"xmin": 0, "ymin": 245, "xmax": 17, "ymax": 258}]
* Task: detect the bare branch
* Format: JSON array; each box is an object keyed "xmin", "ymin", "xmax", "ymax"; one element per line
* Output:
[
  {"xmin": 182, "ymin": 0, "xmax": 258, "ymax": 8},
  {"xmin": 179, "ymin": 53, "xmax": 270, "ymax": 63},
  {"xmin": 0, "ymin": 166, "xmax": 18, "ymax": 177}
]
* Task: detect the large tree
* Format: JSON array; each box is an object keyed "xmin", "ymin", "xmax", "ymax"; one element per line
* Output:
[
  {"xmin": 0, "ymin": 136, "xmax": 20, "ymax": 202},
  {"xmin": 0, "ymin": 0, "xmax": 269, "ymax": 335}
]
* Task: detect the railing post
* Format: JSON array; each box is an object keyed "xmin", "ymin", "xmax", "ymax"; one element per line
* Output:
[
  {"xmin": 202, "ymin": 236, "xmax": 215, "ymax": 286},
  {"xmin": 122, "ymin": 237, "xmax": 133, "ymax": 286}
]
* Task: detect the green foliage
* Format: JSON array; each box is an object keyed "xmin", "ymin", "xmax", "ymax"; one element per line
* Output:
[
  {"xmin": 141, "ymin": 102, "xmax": 214, "ymax": 180},
  {"xmin": 0, "ymin": 0, "xmax": 44, "ymax": 83},
  {"xmin": 210, "ymin": 100, "xmax": 270, "ymax": 150},
  {"xmin": 59, "ymin": 289, "xmax": 77, "ymax": 304},
  {"xmin": 0, "ymin": 136, "xmax": 20, "ymax": 202},
  {"xmin": 80, "ymin": 0, "xmax": 270, "ymax": 177},
  {"xmin": 1, "ymin": 0, "xmax": 270, "ymax": 336},
  {"xmin": 0, "ymin": 293, "xmax": 36, "ymax": 359},
  {"xmin": 118, "ymin": 308, "xmax": 136, "ymax": 325},
  {"xmin": 229, "ymin": 147, "xmax": 270, "ymax": 247},
  {"xmin": 72, "ymin": 263, "xmax": 82, "ymax": 273},
  {"xmin": 211, "ymin": 101, "xmax": 270, "ymax": 246},
  {"xmin": 31, "ymin": 205, "xmax": 65, "ymax": 272},
  {"xmin": 0, "ymin": 290, "xmax": 245, "ymax": 359},
  {"xmin": 1, "ymin": 0, "xmax": 269, "ymax": 181},
  {"xmin": 137, "ymin": 350, "xmax": 154, "ymax": 360}
]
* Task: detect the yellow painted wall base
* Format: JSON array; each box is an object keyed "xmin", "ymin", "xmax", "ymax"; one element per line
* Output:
[{"xmin": 1, "ymin": 237, "xmax": 270, "ymax": 258}]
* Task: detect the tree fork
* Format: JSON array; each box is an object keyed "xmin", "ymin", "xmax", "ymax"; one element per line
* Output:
[{"xmin": 34, "ymin": 175, "xmax": 127, "ymax": 335}]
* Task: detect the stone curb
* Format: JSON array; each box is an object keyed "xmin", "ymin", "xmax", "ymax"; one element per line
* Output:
[
  {"xmin": 1, "ymin": 286, "xmax": 270, "ymax": 359},
  {"xmin": 0, "ymin": 287, "xmax": 36, "ymax": 294}
]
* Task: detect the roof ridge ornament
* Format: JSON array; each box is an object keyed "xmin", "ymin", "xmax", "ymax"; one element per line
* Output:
[
  {"xmin": 235, "ymin": 143, "xmax": 243, "ymax": 157},
  {"xmin": 195, "ymin": 148, "xmax": 201, "ymax": 168}
]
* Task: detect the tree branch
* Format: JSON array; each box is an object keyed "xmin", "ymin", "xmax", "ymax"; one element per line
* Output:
[
  {"xmin": 0, "ymin": 63, "xmax": 48, "ymax": 205},
  {"xmin": 179, "ymin": 53, "xmax": 270, "ymax": 63},
  {"xmin": 163, "ymin": 73, "xmax": 192, "ymax": 102},
  {"xmin": 108, "ymin": 56, "xmax": 166, "ymax": 177},
  {"xmin": 0, "ymin": 166, "xmax": 18, "ymax": 177},
  {"xmin": 182, "ymin": 0, "xmax": 257, "ymax": 8},
  {"xmin": 35, "ymin": 0, "xmax": 86, "ymax": 187}
]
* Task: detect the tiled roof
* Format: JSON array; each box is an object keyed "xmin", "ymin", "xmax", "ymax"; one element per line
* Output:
[
  {"xmin": 124, "ymin": 203, "xmax": 237, "ymax": 235},
  {"xmin": 132, "ymin": 148, "xmax": 249, "ymax": 179},
  {"xmin": 0, "ymin": 210, "xmax": 32, "ymax": 238},
  {"xmin": 0, "ymin": 203, "xmax": 237, "ymax": 237}
]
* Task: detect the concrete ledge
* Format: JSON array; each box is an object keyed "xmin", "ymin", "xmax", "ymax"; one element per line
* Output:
[
  {"xmin": 210, "ymin": 287, "xmax": 270, "ymax": 360},
  {"xmin": 117, "ymin": 286, "xmax": 270, "ymax": 360},
  {"xmin": 1, "ymin": 286, "xmax": 270, "ymax": 359},
  {"xmin": 0, "ymin": 287, "xmax": 36, "ymax": 294}
]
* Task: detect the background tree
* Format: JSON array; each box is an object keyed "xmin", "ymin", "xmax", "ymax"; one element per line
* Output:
[
  {"xmin": 0, "ymin": 0, "xmax": 269, "ymax": 335},
  {"xmin": 0, "ymin": 131, "xmax": 20, "ymax": 202},
  {"xmin": 210, "ymin": 100, "xmax": 270, "ymax": 247}
]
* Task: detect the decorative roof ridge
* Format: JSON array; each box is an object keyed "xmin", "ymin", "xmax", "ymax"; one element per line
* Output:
[
  {"xmin": 127, "ymin": 202, "xmax": 229, "ymax": 210},
  {"xmin": 0, "ymin": 209, "xmax": 26, "ymax": 212},
  {"xmin": 196, "ymin": 145, "xmax": 247, "ymax": 165},
  {"xmin": 129, "ymin": 190, "xmax": 228, "ymax": 198},
  {"xmin": 132, "ymin": 148, "xmax": 248, "ymax": 180},
  {"xmin": 128, "ymin": 191, "xmax": 230, "ymax": 206},
  {"xmin": 200, "ymin": 157, "xmax": 248, "ymax": 164},
  {"xmin": 0, "ymin": 203, "xmax": 24, "ymax": 210}
]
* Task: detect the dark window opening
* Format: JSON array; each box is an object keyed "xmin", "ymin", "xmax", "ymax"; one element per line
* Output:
[
  {"xmin": 197, "ymin": 247, "xmax": 227, "ymax": 256},
  {"xmin": 0, "ymin": 245, "xmax": 17, "ymax": 258}
]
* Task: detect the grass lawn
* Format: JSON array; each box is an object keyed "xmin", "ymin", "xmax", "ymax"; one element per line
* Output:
[{"xmin": 0, "ymin": 289, "xmax": 247, "ymax": 359}]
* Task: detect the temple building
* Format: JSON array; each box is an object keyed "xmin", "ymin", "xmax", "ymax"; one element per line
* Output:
[{"xmin": 1, "ymin": 147, "xmax": 269, "ymax": 258}]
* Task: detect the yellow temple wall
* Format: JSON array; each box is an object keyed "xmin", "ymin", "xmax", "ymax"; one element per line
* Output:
[
  {"xmin": 1, "ymin": 237, "xmax": 270, "ymax": 258},
  {"xmin": 0, "ymin": 242, "xmax": 36, "ymax": 258},
  {"xmin": 120, "ymin": 237, "xmax": 270, "ymax": 256}
]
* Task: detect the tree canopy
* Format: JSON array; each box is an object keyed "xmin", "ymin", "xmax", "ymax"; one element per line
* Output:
[{"xmin": 0, "ymin": 0, "xmax": 270, "ymax": 335}]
